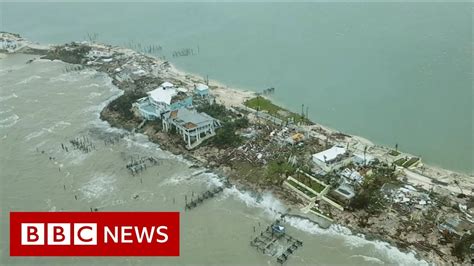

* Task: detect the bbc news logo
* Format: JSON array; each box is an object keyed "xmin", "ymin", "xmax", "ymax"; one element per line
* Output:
[
  {"xmin": 10, "ymin": 212, "xmax": 179, "ymax": 256},
  {"xmin": 21, "ymin": 223, "xmax": 98, "ymax": 245}
]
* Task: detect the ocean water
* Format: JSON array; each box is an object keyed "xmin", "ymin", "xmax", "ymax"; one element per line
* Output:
[
  {"xmin": 0, "ymin": 53, "xmax": 427, "ymax": 265},
  {"xmin": 1, "ymin": 2, "xmax": 472, "ymax": 174}
]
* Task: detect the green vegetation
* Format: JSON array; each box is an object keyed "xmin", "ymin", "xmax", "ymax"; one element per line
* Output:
[
  {"xmin": 287, "ymin": 179, "xmax": 317, "ymax": 198},
  {"xmin": 403, "ymin": 157, "xmax": 419, "ymax": 168},
  {"xmin": 393, "ymin": 157, "xmax": 420, "ymax": 168},
  {"xmin": 43, "ymin": 43, "xmax": 91, "ymax": 64},
  {"xmin": 245, "ymin": 96, "xmax": 283, "ymax": 114},
  {"xmin": 349, "ymin": 165, "xmax": 397, "ymax": 213},
  {"xmin": 293, "ymin": 172, "xmax": 326, "ymax": 193},
  {"xmin": 452, "ymin": 233, "xmax": 474, "ymax": 261},
  {"xmin": 212, "ymin": 122, "xmax": 242, "ymax": 148},
  {"xmin": 197, "ymin": 102, "xmax": 234, "ymax": 122},
  {"xmin": 324, "ymin": 193, "xmax": 347, "ymax": 207},
  {"xmin": 108, "ymin": 92, "xmax": 146, "ymax": 121},
  {"xmin": 388, "ymin": 150, "xmax": 400, "ymax": 156},
  {"xmin": 244, "ymin": 96, "xmax": 310, "ymax": 124},
  {"xmin": 394, "ymin": 158, "xmax": 407, "ymax": 166},
  {"xmin": 233, "ymin": 117, "xmax": 249, "ymax": 129},
  {"xmin": 197, "ymin": 102, "xmax": 249, "ymax": 147},
  {"xmin": 266, "ymin": 160, "xmax": 297, "ymax": 180}
]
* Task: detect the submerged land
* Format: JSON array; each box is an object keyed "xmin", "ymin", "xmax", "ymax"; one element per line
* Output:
[{"xmin": 1, "ymin": 32, "xmax": 473, "ymax": 264}]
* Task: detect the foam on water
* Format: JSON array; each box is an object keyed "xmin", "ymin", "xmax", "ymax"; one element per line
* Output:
[
  {"xmin": 87, "ymin": 91, "xmax": 102, "ymax": 99},
  {"xmin": 0, "ymin": 114, "xmax": 20, "ymax": 128},
  {"xmin": 198, "ymin": 171, "xmax": 426, "ymax": 264},
  {"xmin": 81, "ymin": 83, "xmax": 101, "ymax": 89},
  {"xmin": 160, "ymin": 172, "xmax": 195, "ymax": 186},
  {"xmin": 0, "ymin": 107, "xmax": 14, "ymax": 114},
  {"xmin": 79, "ymin": 173, "xmax": 117, "ymax": 201},
  {"xmin": 0, "ymin": 93, "xmax": 18, "ymax": 103},
  {"xmin": 221, "ymin": 187, "xmax": 286, "ymax": 219},
  {"xmin": 48, "ymin": 69, "xmax": 97, "ymax": 83},
  {"xmin": 284, "ymin": 217, "xmax": 427, "ymax": 265},
  {"xmin": 15, "ymin": 75, "xmax": 41, "ymax": 85},
  {"xmin": 24, "ymin": 121, "xmax": 71, "ymax": 141},
  {"xmin": 66, "ymin": 151, "xmax": 91, "ymax": 166},
  {"xmin": 349, "ymin": 254, "xmax": 384, "ymax": 264}
]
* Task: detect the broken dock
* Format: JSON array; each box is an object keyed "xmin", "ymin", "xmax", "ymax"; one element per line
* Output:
[
  {"xmin": 184, "ymin": 186, "xmax": 224, "ymax": 210},
  {"xmin": 250, "ymin": 220, "xmax": 303, "ymax": 265}
]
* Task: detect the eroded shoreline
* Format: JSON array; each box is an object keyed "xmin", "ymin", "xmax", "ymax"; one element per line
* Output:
[{"xmin": 2, "ymin": 32, "xmax": 473, "ymax": 264}]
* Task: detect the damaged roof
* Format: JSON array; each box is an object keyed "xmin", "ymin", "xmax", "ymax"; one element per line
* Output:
[{"xmin": 165, "ymin": 108, "xmax": 215, "ymax": 129}]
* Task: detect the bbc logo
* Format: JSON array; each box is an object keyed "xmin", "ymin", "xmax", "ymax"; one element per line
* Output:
[
  {"xmin": 10, "ymin": 212, "xmax": 180, "ymax": 256},
  {"xmin": 21, "ymin": 223, "xmax": 97, "ymax": 245}
]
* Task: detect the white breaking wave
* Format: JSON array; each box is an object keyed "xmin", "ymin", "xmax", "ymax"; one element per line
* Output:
[
  {"xmin": 199, "ymin": 171, "xmax": 426, "ymax": 265},
  {"xmin": 0, "ymin": 107, "xmax": 14, "ymax": 115},
  {"xmin": 349, "ymin": 254, "xmax": 384, "ymax": 264},
  {"xmin": 0, "ymin": 93, "xmax": 18, "ymax": 103},
  {"xmin": 15, "ymin": 75, "xmax": 41, "ymax": 85},
  {"xmin": 222, "ymin": 186, "xmax": 286, "ymax": 219},
  {"xmin": 49, "ymin": 69, "xmax": 97, "ymax": 83},
  {"xmin": 160, "ymin": 173, "xmax": 192, "ymax": 186},
  {"xmin": 79, "ymin": 173, "xmax": 116, "ymax": 201},
  {"xmin": 0, "ymin": 114, "xmax": 19, "ymax": 128},
  {"xmin": 24, "ymin": 129, "xmax": 45, "ymax": 141},
  {"xmin": 24, "ymin": 121, "xmax": 71, "ymax": 141},
  {"xmin": 81, "ymin": 83, "xmax": 101, "ymax": 89},
  {"xmin": 87, "ymin": 92, "xmax": 102, "ymax": 99},
  {"xmin": 66, "ymin": 151, "xmax": 90, "ymax": 166},
  {"xmin": 284, "ymin": 217, "xmax": 427, "ymax": 265}
]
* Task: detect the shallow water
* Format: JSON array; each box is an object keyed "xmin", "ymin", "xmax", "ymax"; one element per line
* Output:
[
  {"xmin": 0, "ymin": 54, "xmax": 426, "ymax": 265},
  {"xmin": 1, "ymin": 2, "xmax": 472, "ymax": 174}
]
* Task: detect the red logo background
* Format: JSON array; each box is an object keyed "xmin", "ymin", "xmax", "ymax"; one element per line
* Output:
[{"xmin": 10, "ymin": 212, "xmax": 180, "ymax": 256}]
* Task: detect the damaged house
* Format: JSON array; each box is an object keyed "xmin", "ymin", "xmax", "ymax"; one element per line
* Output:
[
  {"xmin": 134, "ymin": 82, "xmax": 193, "ymax": 120},
  {"xmin": 134, "ymin": 81, "xmax": 220, "ymax": 148},
  {"xmin": 162, "ymin": 108, "xmax": 221, "ymax": 149}
]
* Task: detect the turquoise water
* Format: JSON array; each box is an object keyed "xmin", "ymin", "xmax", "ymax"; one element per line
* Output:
[{"xmin": 1, "ymin": 2, "xmax": 472, "ymax": 173}]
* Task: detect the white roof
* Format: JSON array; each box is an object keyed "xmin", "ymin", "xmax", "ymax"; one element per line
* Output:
[
  {"xmin": 196, "ymin": 83, "xmax": 209, "ymax": 91},
  {"xmin": 147, "ymin": 87, "xmax": 177, "ymax": 105},
  {"xmin": 312, "ymin": 146, "xmax": 346, "ymax": 163},
  {"xmin": 161, "ymin": 81, "xmax": 174, "ymax": 88},
  {"xmin": 341, "ymin": 168, "xmax": 363, "ymax": 180}
]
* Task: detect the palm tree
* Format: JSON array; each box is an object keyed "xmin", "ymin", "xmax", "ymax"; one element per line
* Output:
[{"xmin": 364, "ymin": 145, "xmax": 368, "ymax": 165}]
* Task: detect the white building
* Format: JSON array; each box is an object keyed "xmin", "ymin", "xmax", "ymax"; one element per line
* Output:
[
  {"xmin": 134, "ymin": 82, "xmax": 194, "ymax": 120},
  {"xmin": 148, "ymin": 85, "xmax": 178, "ymax": 113},
  {"xmin": 340, "ymin": 168, "xmax": 364, "ymax": 184},
  {"xmin": 312, "ymin": 146, "xmax": 351, "ymax": 172},
  {"xmin": 194, "ymin": 83, "xmax": 209, "ymax": 97}
]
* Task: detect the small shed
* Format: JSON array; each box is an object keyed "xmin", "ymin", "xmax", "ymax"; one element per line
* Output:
[{"xmin": 195, "ymin": 83, "xmax": 209, "ymax": 97}]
